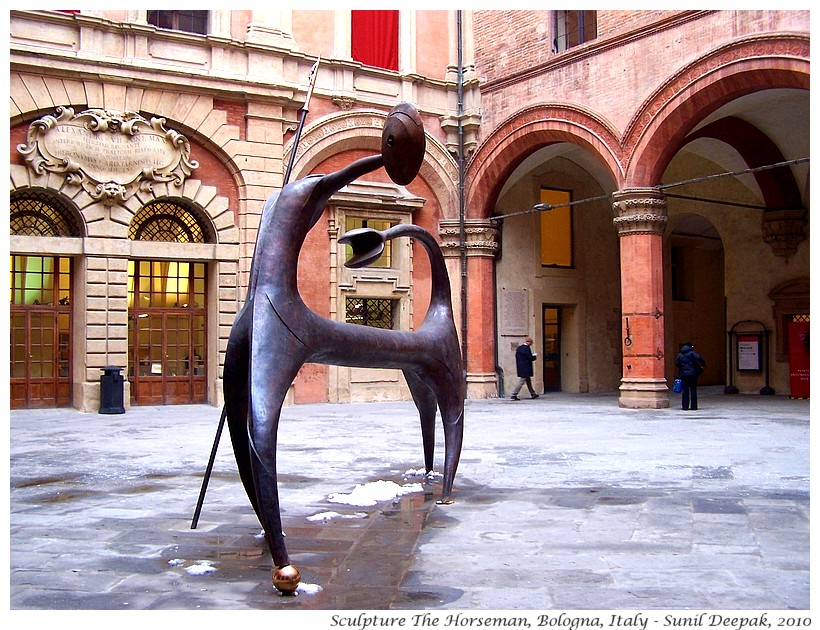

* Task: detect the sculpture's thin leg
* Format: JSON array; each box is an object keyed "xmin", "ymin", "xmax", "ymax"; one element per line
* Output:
[
  {"xmin": 247, "ymin": 305, "xmax": 309, "ymax": 594},
  {"xmin": 403, "ymin": 369, "xmax": 437, "ymax": 474},
  {"xmin": 422, "ymin": 368, "xmax": 464, "ymax": 504},
  {"xmin": 223, "ymin": 304, "xmax": 259, "ymax": 517}
]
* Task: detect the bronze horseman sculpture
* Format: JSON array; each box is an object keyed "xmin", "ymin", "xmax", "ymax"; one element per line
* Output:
[{"xmin": 222, "ymin": 102, "xmax": 465, "ymax": 594}]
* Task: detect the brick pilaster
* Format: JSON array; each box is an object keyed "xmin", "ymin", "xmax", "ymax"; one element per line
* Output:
[{"xmin": 612, "ymin": 188, "xmax": 669, "ymax": 409}]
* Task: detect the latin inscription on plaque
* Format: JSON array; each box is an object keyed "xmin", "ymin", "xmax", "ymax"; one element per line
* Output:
[
  {"xmin": 501, "ymin": 289, "xmax": 529, "ymax": 336},
  {"xmin": 17, "ymin": 107, "xmax": 198, "ymax": 205},
  {"xmin": 43, "ymin": 122, "xmax": 177, "ymax": 185}
]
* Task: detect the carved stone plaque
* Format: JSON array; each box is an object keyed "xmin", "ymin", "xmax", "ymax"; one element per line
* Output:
[
  {"xmin": 501, "ymin": 288, "xmax": 529, "ymax": 336},
  {"xmin": 17, "ymin": 107, "xmax": 198, "ymax": 206}
]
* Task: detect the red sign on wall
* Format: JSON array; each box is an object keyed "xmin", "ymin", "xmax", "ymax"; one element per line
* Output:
[{"xmin": 788, "ymin": 317, "xmax": 810, "ymax": 398}]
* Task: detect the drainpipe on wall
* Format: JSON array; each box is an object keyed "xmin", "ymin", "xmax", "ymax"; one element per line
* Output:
[{"xmin": 457, "ymin": 10, "xmax": 468, "ymax": 381}]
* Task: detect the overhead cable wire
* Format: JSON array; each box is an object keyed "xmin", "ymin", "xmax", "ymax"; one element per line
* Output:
[{"xmin": 490, "ymin": 156, "xmax": 809, "ymax": 221}]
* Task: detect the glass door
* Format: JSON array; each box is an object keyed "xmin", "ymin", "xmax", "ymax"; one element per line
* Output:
[
  {"xmin": 542, "ymin": 305, "xmax": 561, "ymax": 392},
  {"xmin": 127, "ymin": 260, "xmax": 207, "ymax": 405},
  {"xmin": 9, "ymin": 255, "xmax": 72, "ymax": 408}
]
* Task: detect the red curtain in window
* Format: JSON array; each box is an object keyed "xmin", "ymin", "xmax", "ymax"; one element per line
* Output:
[{"xmin": 351, "ymin": 10, "xmax": 399, "ymax": 71}]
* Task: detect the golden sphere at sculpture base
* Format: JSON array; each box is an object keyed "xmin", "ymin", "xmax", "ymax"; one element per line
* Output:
[{"xmin": 273, "ymin": 564, "xmax": 301, "ymax": 595}]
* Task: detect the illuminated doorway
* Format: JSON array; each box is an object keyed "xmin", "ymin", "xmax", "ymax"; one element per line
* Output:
[
  {"xmin": 127, "ymin": 260, "xmax": 207, "ymax": 405},
  {"xmin": 10, "ymin": 255, "xmax": 73, "ymax": 408},
  {"xmin": 127, "ymin": 199, "xmax": 213, "ymax": 405},
  {"xmin": 542, "ymin": 305, "xmax": 561, "ymax": 392}
]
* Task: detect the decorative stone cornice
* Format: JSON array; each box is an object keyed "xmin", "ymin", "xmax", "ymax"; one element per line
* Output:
[
  {"xmin": 611, "ymin": 188, "xmax": 668, "ymax": 236},
  {"xmin": 440, "ymin": 112, "xmax": 481, "ymax": 157},
  {"xmin": 760, "ymin": 208, "xmax": 807, "ymax": 260},
  {"xmin": 439, "ymin": 219, "xmax": 499, "ymax": 258}
]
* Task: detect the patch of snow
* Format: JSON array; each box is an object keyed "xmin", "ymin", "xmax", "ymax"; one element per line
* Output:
[
  {"xmin": 404, "ymin": 468, "xmax": 442, "ymax": 481},
  {"xmin": 307, "ymin": 511, "xmax": 368, "ymax": 522},
  {"xmin": 327, "ymin": 480, "xmax": 424, "ymax": 507},
  {"xmin": 297, "ymin": 582, "xmax": 323, "ymax": 595},
  {"xmin": 167, "ymin": 558, "xmax": 185, "ymax": 567},
  {"xmin": 185, "ymin": 560, "xmax": 218, "ymax": 575}
]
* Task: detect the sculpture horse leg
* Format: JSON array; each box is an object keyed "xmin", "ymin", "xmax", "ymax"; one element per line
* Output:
[
  {"xmin": 246, "ymin": 301, "xmax": 310, "ymax": 594},
  {"xmin": 417, "ymin": 363, "xmax": 464, "ymax": 504},
  {"xmin": 403, "ymin": 369, "xmax": 437, "ymax": 474},
  {"xmin": 223, "ymin": 304, "xmax": 260, "ymax": 518}
]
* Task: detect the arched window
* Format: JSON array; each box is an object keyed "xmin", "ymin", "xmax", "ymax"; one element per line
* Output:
[
  {"xmin": 10, "ymin": 189, "xmax": 83, "ymax": 237},
  {"xmin": 129, "ymin": 200, "xmax": 213, "ymax": 243}
]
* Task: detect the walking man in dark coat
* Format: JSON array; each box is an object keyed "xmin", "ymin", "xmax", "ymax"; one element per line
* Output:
[{"xmin": 510, "ymin": 337, "xmax": 539, "ymax": 400}]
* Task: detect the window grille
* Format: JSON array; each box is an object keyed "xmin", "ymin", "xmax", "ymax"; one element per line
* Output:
[
  {"xmin": 346, "ymin": 297, "xmax": 396, "ymax": 330},
  {"xmin": 129, "ymin": 200, "xmax": 212, "ymax": 243},
  {"xmin": 10, "ymin": 190, "xmax": 82, "ymax": 237}
]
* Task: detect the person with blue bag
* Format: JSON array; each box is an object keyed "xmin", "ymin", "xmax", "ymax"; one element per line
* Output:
[{"xmin": 674, "ymin": 342, "xmax": 706, "ymax": 410}]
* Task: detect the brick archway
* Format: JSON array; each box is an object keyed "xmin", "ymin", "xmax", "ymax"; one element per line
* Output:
[
  {"xmin": 465, "ymin": 103, "xmax": 624, "ymax": 220},
  {"xmin": 286, "ymin": 108, "xmax": 460, "ymax": 218},
  {"xmin": 624, "ymin": 33, "xmax": 810, "ymax": 187}
]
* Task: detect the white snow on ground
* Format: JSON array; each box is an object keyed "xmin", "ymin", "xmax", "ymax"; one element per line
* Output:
[
  {"xmin": 183, "ymin": 560, "xmax": 218, "ymax": 575},
  {"xmin": 326, "ymin": 479, "xmax": 424, "ymax": 507},
  {"xmin": 296, "ymin": 582, "xmax": 323, "ymax": 595},
  {"xmin": 404, "ymin": 468, "xmax": 442, "ymax": 481},
  {"xmin": 306, "ymin": 510, "xmax": 368, "ymax": 522}
]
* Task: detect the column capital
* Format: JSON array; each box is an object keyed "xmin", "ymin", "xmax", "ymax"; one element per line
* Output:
[
  {"xmin": 612, "ymin": 187, "xmax": 668, "ymax": 236},
  {"xmin": 439, "ymin": 218, "xmax": 499, "ymax": 258}
]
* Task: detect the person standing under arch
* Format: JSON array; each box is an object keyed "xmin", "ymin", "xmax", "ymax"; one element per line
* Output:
[{"xmin": 675, "ymin": 342, "xmax": 706, "ymax": 410}]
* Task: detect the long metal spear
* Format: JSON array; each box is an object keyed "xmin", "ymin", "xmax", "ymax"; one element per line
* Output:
[{"xmin": 191, "ymin": 56, "xmax": 321, "ymax": 529}]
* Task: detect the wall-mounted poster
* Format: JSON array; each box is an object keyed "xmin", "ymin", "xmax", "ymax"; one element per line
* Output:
[
  {"xmin": 788, "ymin": 315, "xmax": 809, "ymax": 398},
  {"xmin": 737, "ymin": 334, "xmax": 762, "ymax": 371}
]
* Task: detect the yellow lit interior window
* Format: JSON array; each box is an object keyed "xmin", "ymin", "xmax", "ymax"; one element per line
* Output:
[{"xmin": 540, "ymin": 188, "xmax": 573, "ymax": 267}]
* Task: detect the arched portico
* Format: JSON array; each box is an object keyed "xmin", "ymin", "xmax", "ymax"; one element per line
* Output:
[
  {"xmin": 464, "ymin": 104, "xmax": 624, "ymax": 397},
  {"xmin": 615, "ymin": 33, "xmax": 809, "ymax": 406},
  {"xmin": 624, "ymin": 34, "xmax": 810, "ymax": 187}
]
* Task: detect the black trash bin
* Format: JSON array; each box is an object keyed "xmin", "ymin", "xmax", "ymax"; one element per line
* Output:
[{"xmin": 100, "ymin": 365, "xmax": 126, "ymax": 414}]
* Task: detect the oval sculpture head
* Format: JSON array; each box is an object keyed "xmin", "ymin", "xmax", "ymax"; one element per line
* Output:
[{"xmin": 381, "ymin": 101, "xmax": 425, "ymax": 186}]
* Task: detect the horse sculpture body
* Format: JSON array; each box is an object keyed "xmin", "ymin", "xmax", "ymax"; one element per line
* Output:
[{"xmin": 222, "ymin": 102, "xmax": 464, "ymax": 594}]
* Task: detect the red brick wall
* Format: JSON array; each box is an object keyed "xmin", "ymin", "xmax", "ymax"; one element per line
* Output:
[
  {"xmin": 10, "ymin": 124, "xmax": 26, "ymax": 166},
  {"xmin": 213, "ymin": 99, "xmax": 247, "ymax": 142},
  {"xmin": 188, "ymin": 143, "xmax": 240, "ymax": 223},
  {"xmin": 473, "ymin": 10, "xmax": 552, "ymax": 82},
  {"xmin": 473, "ymin": 10, "xmax": 688, "ymax": 83}
]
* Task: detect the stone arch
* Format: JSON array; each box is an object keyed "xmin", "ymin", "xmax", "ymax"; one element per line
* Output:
[
  {"xmin": 465, "ymin": 103, "xmax": 624, "ymax": 220},
  {"xmin": 624, "ymin": 33, "xmax": 810, "ymax": 186},
  {"xmin": 10, "ymin": 185, "xmax": 86, "ymax": 238},
  {"xmin": 9, "ymin": 164, "xmax": 238, "ymax": 246},
  {"xmin": 9, "ymin": 73, "xmax": 243, "ymax": 245},
  {"xmin": 285, "ymin": 108, "xmax": 460, "ymax": 218},
  {"xmin": 10, "ymin": 72, "xmax": 243, "ymax": 159}
]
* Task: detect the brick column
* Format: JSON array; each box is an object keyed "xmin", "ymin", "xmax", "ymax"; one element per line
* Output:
[
  {"xmin": 612, "ymin": 188, "xmax": 669, "ymax": 409},
  {"xmin": 440, "ymin": 218, "xmax": 499, "ymax": 399}
]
